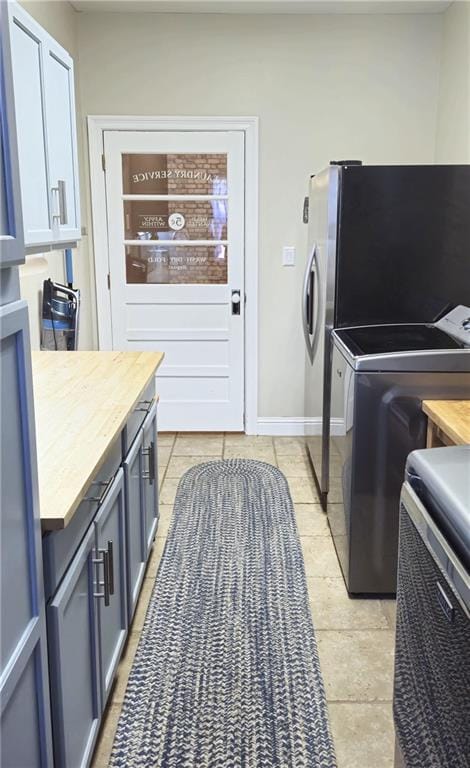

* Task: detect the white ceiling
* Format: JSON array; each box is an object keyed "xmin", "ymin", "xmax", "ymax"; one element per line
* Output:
[{"xmin": 70, "ymin": 0, "xmax": 452, "ymax": 14}]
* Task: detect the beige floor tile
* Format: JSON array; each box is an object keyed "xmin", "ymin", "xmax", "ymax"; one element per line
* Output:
[
  {"xmin": 277, "ymin": 455, "xmax": 314, "ymax": 477},
  {"xmin": 112, "ymin": 631, "xmax": 141, "ymax": 704},
  {"xmin": 308, "ymin": 577, "xmax": 390, "ymax": 630},
  {"xmin": 316, "ymin": 629, "xmax": 395, "ymax": 701},
  {"xmin": 224, "ymin": 434, "xmax": 273, "ymax": 447},
  {"xmin": 286, "ymin": 476, "xmax": 320, "ymax": 503},
  {"xmin": 160, "ymin": 477, "xmax": 181, "ymax": 504},
  {"xmin": 131, "ymin": 576, "xmax": 156, "ymax": 633},
  {"xmin": 90, "ymin": 702, "xmax": 121, "ymax": 767},
  {"xmin": 301, "ymin": 536, "xmax": 343, "ymax": 578},
  {"xmin": 177, "ymin": 431, "xmax": 223, "ymax": 437},
  {"xmin": 146, "ymin": 537, "xmax": 166, "ymax": 578},
  {"xmin": 274, "ymin": 437, "xmax": 307, "ymax": 456},
  {"xmin": 156, "ymin": 505, "xmax": 173, "ymax": 537},
  {"xmin": 328, "ymin": 701, "xmax": 395, "ymax": 768},
  {"xmin": 158, "ymin": 433, "xmax": 176, "ymax": 447},
  {"xmin": 158, "ymin": 447, "xmax": 171, "ymax": 470},
  {"xmin": 165, "ymin": 455, "xmax": 220, "ymax": 478},
  {"xmin": 224, "ymin": 445, "xmax": 276, "ymax": 463},
  {"xmin": 328, "ymin": 453, "xmax": 344, "ymax": 477},
  {"xmin": 173, "ymin": 436, "xmax": 224, "ymax": 456},
  {"xmin": 381, "ymin": 599, "xmax": 397, "ymax": 630},
  {"xmin": 295, "ymin": 504, "xmax": 329, "ymax": 536},
  {"xmin": 327, "ymin": 503, "xmax": 346, "ymax": 536},
  {"xmin": 328, "ymin": 476, "xmax": 345, "ymax": 504}
]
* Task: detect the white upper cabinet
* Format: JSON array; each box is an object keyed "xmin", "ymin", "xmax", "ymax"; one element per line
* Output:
[
  {"xmin": 8, "ymin": 3, "xmax": 81, "ymax": 249},
  {"xmin": 0, "ymin": 1, "xmax": 24, "ymax": 267}
]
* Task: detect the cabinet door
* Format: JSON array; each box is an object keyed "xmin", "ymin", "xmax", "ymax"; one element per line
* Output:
[
  {"xmin": 142, "ymin": 401, "xmax": 159, "ymax": 555},
  {"xmin": 123, "ymin": 430, "xmax": 146, "ymax": 622},
  {"xmin": 43, "ymin": 39, "xmax": 80, "ymax": 243},
  {"xmin": 94, "ymin": 468, "xmax": 128, "ymax": 706},
  {"xmin": 0, "ymin": 2, "xmax": 24, "ymax": 268},
  {"xmin": 8, "ymin": 4, "xmax": 53, "ymax": 247},
  {"xmin": 0, "ymin": 300, "xmax": 53, "ymax": 768},
  {"xmin": 47, "ymin": 524, "xmax": 101, "ymax": 768}
]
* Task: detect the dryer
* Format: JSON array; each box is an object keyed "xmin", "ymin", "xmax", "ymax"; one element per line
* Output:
[{"xmin": 327, "ymin": 307, "xmax": 470, "ymax": 594}]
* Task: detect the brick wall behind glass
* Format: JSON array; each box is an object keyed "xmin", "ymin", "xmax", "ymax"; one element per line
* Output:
[{"xmin": 164, "ymin": 153, "xmax": 227, "ymax": 283}]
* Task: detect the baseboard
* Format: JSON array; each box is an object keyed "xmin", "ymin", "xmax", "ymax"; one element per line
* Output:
[{"xmin": 255, "ymin": 417, "xmax": 344, "ymax": 436}]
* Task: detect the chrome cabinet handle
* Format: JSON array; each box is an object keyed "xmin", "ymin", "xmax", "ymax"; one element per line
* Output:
[
  {"xmin": 141, "ymin": 440, "xmax": 155, "ymax": 483},
  {"xmin": 51, "ymin": 180, "xmax": 67, "ymax": 225},
  {"xmin": 93, "ymin": 548, "xmax": 110, "ymax": 606},
  {"xmin": 107, "ymin": 540, "xmax": 114, "ymax": 596},
  {"xmin": 134, "ymin": 398, "xmax": 153, "ymax": 413},
  {"xmin": 58, "ymin": 180, "xmax": 67, "ymax": 225},
  {"xmin": 83, "ymin": 478, "xmax": 112, "ymax": 504}
]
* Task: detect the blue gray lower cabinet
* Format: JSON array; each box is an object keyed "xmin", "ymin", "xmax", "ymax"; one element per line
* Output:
[
  {"xmin": 45, "ymin": 399, "xmax": 159, "ymax": 767},
  {"xmin": 124, "ymin": 431, "xmax": 146, "ymax": 622},
  {"xmin": 142, "ymin": 400, "xmax": 159, "ymax": 555},
  {"xmin": 47, "ymin": 524, "xmax": 101, "ymax": 768},
  {"xmin": 0, "ymin": 300, "xmax": 53, "ymax": 767},
  {"xmin": 95, "ymin": 471, "xmax": 128, "ymax": 704},
  {"xmin": 47, "ymin": 469, "xmax": 128, "ymax": 768}
]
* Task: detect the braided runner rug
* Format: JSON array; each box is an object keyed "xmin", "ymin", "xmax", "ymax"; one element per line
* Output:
[{"xmin": 110, "ymin": 459, "xmax": 337, "ymax": 767}]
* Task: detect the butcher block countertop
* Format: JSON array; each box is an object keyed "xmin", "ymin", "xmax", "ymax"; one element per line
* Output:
[
  {"xmin": 422, "ymin": 400, "xmax": 470, "ymax": 447},
  {"xmin": 32, "ymin": 351, "xmax": 164, "ymax": 531}
]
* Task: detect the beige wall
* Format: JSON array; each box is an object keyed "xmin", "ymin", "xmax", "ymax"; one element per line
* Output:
[
  {"xmin": 16, "ymin": 5, "xmax": 464, "ymax": 421},
  {"xmin": 77, "ymin": 11, "xmax": 442, "ymax": 418},
  {"xmin": 435, "ymin": 1, "xmax": 470, "ymax": 162},
  {"xmin": 18, "ymin": 0, "xmax": 94, "ymax": 350}
]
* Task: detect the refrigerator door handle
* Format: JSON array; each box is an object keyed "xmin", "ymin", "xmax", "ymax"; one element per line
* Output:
[{"xmin": 302, "ymin": 243, "xmax": 316, "ymax": 363}]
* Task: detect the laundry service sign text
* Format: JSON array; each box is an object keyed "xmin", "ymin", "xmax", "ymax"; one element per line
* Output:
[{"xmin": 131, "ymin": 169, "xmax": 222, "ymax": 183}]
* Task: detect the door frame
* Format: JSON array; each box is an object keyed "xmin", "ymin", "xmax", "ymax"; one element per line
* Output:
[{"xmin": 87, "ymin": 115, "xmax": 259, "ymax": 434}]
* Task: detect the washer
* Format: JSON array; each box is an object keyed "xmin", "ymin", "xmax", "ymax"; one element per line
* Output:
[
  {"xmin": 327, "ymin": 311, "xmax": 470, "ymax": 594},
  {"xmin": 394, "ymin": 446, "xmax": 470, "ymax": 767}
]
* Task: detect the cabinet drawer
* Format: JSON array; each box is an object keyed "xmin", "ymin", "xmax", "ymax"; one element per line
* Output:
[
  {"xmin": 43, "ymin": 437, "xmax": 122, "ymax": 600},
  {"xmin": 121, "ymin": 376, "xmax": 156, "ymax": 457}
]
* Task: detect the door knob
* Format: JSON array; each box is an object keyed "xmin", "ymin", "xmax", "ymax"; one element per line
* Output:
[{"xmin": 231, "ymin": 290, "xmax": 241, "ymax": 315}]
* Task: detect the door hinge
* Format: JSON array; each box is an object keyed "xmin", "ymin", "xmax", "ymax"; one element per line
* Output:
[
  {"xmin": 107, "ymin": 273, "xmax": 111, "ymax": 290},
  {"xmin": 101, "ymin": 154, "xmax": 106, "ymax": 172}
]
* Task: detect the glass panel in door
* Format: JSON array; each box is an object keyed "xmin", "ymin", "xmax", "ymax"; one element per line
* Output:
[
  {"xmin": 125, "ymin": 244, "xmax": 228, "ymax": 285},
  {"xmin": 122, "ymin": 153, "xmax": 227, "ymax": 195},
  {"xmin": 122, "ymin": 152, "xmax": 228, "ymax": 285},
  {"xmin": 123, "ymin": 200, "xmax": 228, "ymax": 241}
]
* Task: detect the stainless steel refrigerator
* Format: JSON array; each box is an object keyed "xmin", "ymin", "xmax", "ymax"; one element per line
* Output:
[{"xmin": 302, "ymin": 162, "xmax": 470, "ymax": 509}]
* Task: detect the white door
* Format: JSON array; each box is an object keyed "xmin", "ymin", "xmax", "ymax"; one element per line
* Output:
[{"xmin": 104, "ymin": 130, "xmax": 245, "ymax": 431}]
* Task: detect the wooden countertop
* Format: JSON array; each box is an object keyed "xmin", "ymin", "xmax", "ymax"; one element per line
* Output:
[
  {"xmin": 422, "ymin": 400, "xmax": 470, "ymax": 446},
  {"xmin": 32, "ymin": 351, "xmax": 164, "ymax": 531}
]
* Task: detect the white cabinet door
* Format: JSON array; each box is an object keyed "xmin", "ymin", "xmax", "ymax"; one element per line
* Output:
[
  {"xmin": 0, "ymin": 1, "xmax": 25, "ymax": 268},
  {"xmin": 8, "ymin": 2, "xmax": 80, "ymax": 249},
  {"xmin": 43, "ymin": 41, "xmax": 80, "ymax": 243},
  {"xmin": 9, "ymin": 6, "xmax": 52, "ymax": 247}
]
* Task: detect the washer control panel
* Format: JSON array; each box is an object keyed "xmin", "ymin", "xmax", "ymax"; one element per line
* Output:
[{"xmin": 436, "ymin": 305, "xmax": 470, "ymax": 346}]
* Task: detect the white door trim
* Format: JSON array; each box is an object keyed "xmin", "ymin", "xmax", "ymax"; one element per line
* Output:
[{"xmin": 87, "ymin": 115, "xmax": 259, "ymax": 434}]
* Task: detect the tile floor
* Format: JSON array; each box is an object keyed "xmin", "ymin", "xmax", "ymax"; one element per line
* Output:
[{"xmin": 92, "ymin": 433, "xmax": 397, "ymax": 768}]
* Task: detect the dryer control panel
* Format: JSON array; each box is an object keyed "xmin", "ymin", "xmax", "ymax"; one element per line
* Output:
[{"xmin": 436, "ymin": 305, "xmax": 470, "ymax": 347}]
